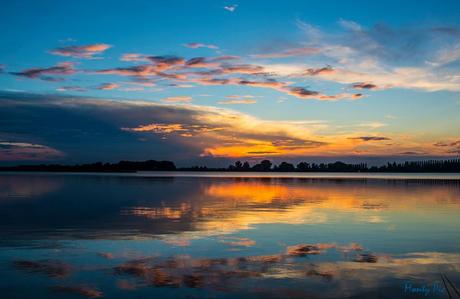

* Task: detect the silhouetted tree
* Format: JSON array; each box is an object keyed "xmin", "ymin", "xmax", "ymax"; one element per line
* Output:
[
  {"xmin": 296, "ymin": 162, "xmax": 311, "ymax": 172},
  {"xmin": 252, "ymin": 160, "xmax": 272, "ymax": 171},
  {"xmin": 235, "ymin": 161, "xmax": 242, "ymax": 170},
  {"xmin": 277, "ymin": 162, "xmax": 295, "ymax": 172}
]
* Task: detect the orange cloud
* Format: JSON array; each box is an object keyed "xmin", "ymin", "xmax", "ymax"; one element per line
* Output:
[
  {"xmin": 218, "ymin": 99, "xmax": 257, "ymax": 104},
  {"xmin": 97, "ymin": 83, "xmax": 119, "ymax": 90},
  {"xmin": 51, "ymin": 44, "xmax": 111, "ymax": 58},
  {"xmin": 161, "ymin": 96, "xmax": 192, "ymax": 103},
  {"xmin": 123, "ymin": 123, "xmax": 186, "ymax": 134},
  {"xmin": 120, "ymin": 53, "xmax": 149, "ymax": 61}
]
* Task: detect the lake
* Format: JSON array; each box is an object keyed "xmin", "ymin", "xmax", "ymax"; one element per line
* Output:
[{"xmin": 1, "ymin": 172, "xmax": 459, "ymax": 298}]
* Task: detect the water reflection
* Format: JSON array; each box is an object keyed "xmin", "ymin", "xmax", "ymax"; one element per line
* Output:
[{"xmin": 0, "ymin": 173, "xmax": 459, "ymax": 298}]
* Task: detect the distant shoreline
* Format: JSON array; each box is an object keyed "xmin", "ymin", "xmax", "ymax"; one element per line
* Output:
[{"xmin": 1, "ymin": 159, "xmax": 460, "ymax": 173}]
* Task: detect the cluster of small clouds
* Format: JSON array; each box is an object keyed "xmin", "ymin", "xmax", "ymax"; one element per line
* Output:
[
  {"xmin": 7, "ymin": 41, "xmax": 374, "ymax": 101},
  {"xmin": 7, "ymin": 18, "xmax": 460, "ymax": 102},
  {"xmin": 434, "ymin": 140, "xmax": 460, "ymax": 154}
]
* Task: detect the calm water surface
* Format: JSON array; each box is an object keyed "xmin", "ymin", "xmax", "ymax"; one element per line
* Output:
[{"xmin": 0, "ymin": 172, "xmax": 459, "ymax": 298}]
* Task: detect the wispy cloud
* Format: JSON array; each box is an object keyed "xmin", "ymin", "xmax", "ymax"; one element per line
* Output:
[
  {"xmin": 223, "ymin": 4, "xmax": 237, "ymax": 12},
  {"xmin": 11, "ymin": 62, "xmax": 75, "ymax": 80},
  {"xmin": 252, "ymin": 47, "xmax": 320, "ymax": 59},
  {"xmin": 352, "ymin": 82, "xmax": 378, "ymax": 90},
  {"xmin": 0, "ymin": 141, "xmax": 64, "ymax": 161},
  {"xmin": 50, "ymin": 44, "xmax": 111, "ymax": 59},
  {"xmin": 50, "ymin": 285, "xmax": 103, "ymax": 298},
  {"xmin": 184, "ymin": 43, "xmax": 219, "ymax": 50},
  {"xmin": 57, "ymin": 86, "xmax": 87, "ymax": 92},
  {"xmin": 96, "ymin": 83, "xmax": 119, "ymax": 90},
  {"xmin": 348, "ymin": 136, "xmax": 391, "ymax": 141},
  {"xmin": 161, "ymin": 96, "xmax": 192, "ymax": 103},
  {"xmin": 120, "ymin": 53, "xmax": 148, "ymax": 62},
  {"xmin": 218, "ymin": 99, "xmax": 257, "ymax": 104},
  {"xmin": 284, "ymin": 20, "xmax": 460, "ymax": 91}
]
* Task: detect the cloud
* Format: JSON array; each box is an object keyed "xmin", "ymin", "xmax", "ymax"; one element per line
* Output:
[
  {"xmin": 352, "ymin": 82, "xmax": 378, "ymax": 89},
  {"xmin": 147, "ymin": 55, "xmax": 185, "ymax": 70},
  {"xmin": 50, "ymin": 285, "xmax": 103, "ymax": 298},
  {"xmin": 220, "ymin": 237, "xmax": 256, "ymax": 247},
  {"xmin": 303, "ymin": 66, "xmax": 335, "ymax": 76},
  {"xmin": 284, "ymin": 86, "xmax": 362, "ymax": 101},
  {"xmin": 348, "ymin": 136, "xmax": 391, "ymax": 141},
  {"xmin": 218, "ymin": 99, "xmax": 257, "ymax": 104},
  {"xmin": 357, "ymin": 122, "xmax": 387, "ymax": 129},
  {"xmin": 123, "ymin": 123, "xmax": 187, "ymax": 133},
  {"xmin": 220, "ymin": 64, "xmax": 265, "ymax": 74},
  {"xmin": 211, "ymin": 55, "xmax": 241, "ymax": 61},
  {"xmin": 96, "ymin": 56, "xmax": 186, "ymax": 77},
  {"xmin": 11, "ymin": 62, "xmax": 75, "ymax": 80},
  {"xmin": 0, "ymin": 141, "xmax": 64, "ymax": 161},
  {"xmin": 283, "ymin": 86, "xmax": 319, "ymax": 98},
  {"xmin": 226, "ymin": 95, "xmax": 255, "ymax": 99},
  {"xmin": 95, "ymin": 64, "xmax": 158, "ymax": 77},
  {"xmin": 286, "ymin": 243, "xmax": 335, "ymax": 256},
  {"xmin": 434, "ymin": 140, "xmax": 460, "ymax": 147},
  {"xmin": 120, "ymin": 53, "xmax": 148, "ymax": 62},
  {"xmin": 185, "ymin": 57, "xmax": 219, "ymax": 68},
  {"xmin": 252, "ymin": 47, "xmax": 320, "ymax": 59},
  {"xmin": 13, "ymin": 260, "xmax": 71, "ymax": 278},
  {"xmin": 287, "ymin": 20, "xmax": 460, "ymax": 92},
  {"xmin": 161, "ymin": 96, "xmax": 192, "ymax": 103},
  {"xmin": 248, "ymin": 21, "xmax": 460, "ymax": 92},
  {"xmin": 237, "ymin": 79, "xmax": 285, "ymax": 89},
  {"xmin": 223, "ymin": 4, "xmax": 237, "ymax": 12},
  {"xmin": 57, "ymin": 86, "xmax": 87, "ymax": 92},
  {"xmin": 50, "ymin": 44, "xmax": 111, "ymax": 59},
  {"xmin": 88, "ymin": 50, "xmax": 366, "ymax": 101},
  {"xmin": 398, "ymin": 151, "xmax": 426, "ymax": 155},
  {"xmin": 338, "ymin": 19, "xmax": 363, "ymax": 32},
  {"xmin": 184, "ymin": 43, "xmax": 219, "ymax": 49},
  {"xmin": 434, "ymin": 140, "xmax": 460, "ymax": 154},
  {"xmin": 97, "ymin": 83, "xmax": 119, "ymax": 90}
]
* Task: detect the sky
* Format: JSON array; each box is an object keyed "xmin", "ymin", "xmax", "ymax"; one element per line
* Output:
[{"xmin": 0, "ymin": 0, "xmax": 459, "ymax": 166}]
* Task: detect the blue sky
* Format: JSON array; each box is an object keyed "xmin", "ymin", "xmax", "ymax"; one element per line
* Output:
[{"xmin": 0, "ymin": 0, "xmax": 459, "ymax": 166}]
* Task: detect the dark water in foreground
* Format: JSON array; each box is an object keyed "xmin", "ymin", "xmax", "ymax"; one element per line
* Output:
[{"xmin": 0, "ymin": 172, "xmax": 459, "ymax": 298}]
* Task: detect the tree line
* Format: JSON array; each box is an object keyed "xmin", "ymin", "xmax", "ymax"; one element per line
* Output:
[
  {"xmin": 0, "ymin": 160, "xmax": 176, "ymax": 172},
  {"xmin": 1, "ymin": 159, "xmax": 459, "ymax": 173},
  {"xmin": 184, "ymin": 159, "xmax": 460, "ymax": 173}
]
